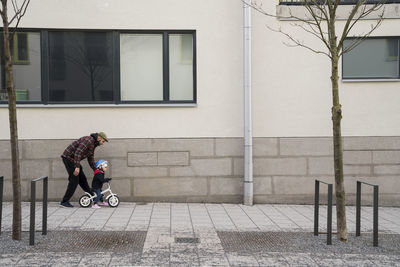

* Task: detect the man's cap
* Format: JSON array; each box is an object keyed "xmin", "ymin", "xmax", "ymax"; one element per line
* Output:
[{"xmin": 98, "ymin": 132, "xmax": 109, "ymax": 142}]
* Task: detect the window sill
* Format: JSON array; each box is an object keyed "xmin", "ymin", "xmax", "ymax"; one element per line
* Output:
[
  {"xmin": 342, "ymin": 79, "xmax": 400, "ymax": 82},
  {"xmin": 0, "ymin": 103, "xmax": 198, "ymax": 108}
]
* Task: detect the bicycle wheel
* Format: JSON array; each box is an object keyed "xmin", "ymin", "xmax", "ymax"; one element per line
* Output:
[
  {"xmin": 79, "ymin": 195, "xmax": 92, "ymax": 208},
  {"xmin": 108, "ymin": 195, "xmax": 120, "ymax": 207}
]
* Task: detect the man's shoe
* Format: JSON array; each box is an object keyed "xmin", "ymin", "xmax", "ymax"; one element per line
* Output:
[{"xmin": 60, "ymin": 202, "xmax": 74, "ymax": 208}]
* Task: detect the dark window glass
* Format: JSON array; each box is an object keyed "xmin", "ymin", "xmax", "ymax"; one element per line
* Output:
[
  {"xmin": 17, "ymin": 33, "xmax": 28, "ymax": 61},
  {"xmin": 48, "ymin": 31, "xmax": 113, "ymax": 102}
]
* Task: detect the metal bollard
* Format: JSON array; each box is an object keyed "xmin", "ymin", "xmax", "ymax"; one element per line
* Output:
[
  {"xmin": 356, "ymin": 180, "xmax": 379, "ymax": 247},
  {"xmin": 314, "ymin": 179, "xmax": 333, "ymax": 245},
  {"xmin": 30, "ymin": 176, "xmax": 48, "ymax": 245},
  {"xmin": 0, "ymin": 176, "xmax": 3, "ymax": 236},
  {"xmin": 314, "ymin": 180, "xmax": 319, "ymax": 236}
]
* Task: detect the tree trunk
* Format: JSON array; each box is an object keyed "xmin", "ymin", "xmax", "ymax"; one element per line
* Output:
[
  {"xmin": 331, "ymin": 52, "xmax": 347, "ymax": 242},
  {"xmin": 2, "ymin": 0, "xmax": 22, "ymax": 240}
]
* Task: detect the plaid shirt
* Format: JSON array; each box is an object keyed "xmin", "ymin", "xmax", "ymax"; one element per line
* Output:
[{"xmin": 62, "ymin": 136, "xmax": 96, "ymax": 170}]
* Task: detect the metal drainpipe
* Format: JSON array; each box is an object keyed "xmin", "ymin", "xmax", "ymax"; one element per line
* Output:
[{"xmin": 243, "ymin": 0, "xmax": 253, "ymax": 206}]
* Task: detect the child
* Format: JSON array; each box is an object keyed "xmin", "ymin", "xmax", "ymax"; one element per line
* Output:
[{"xmin": 92, "ymin": 159, "xmax": 111, "ymax": 209}]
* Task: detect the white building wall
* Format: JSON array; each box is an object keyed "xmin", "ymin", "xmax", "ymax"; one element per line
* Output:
[{"xmin": 0, "ymin": 0, "xmax": 399, "ymax": 140}]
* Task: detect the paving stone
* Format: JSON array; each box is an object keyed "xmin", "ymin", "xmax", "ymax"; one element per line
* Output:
[
  {"xmin": 1, "ymin": 202, "xmax": 400, "ymax": 266},
  {"xmin": 225, "ymin": 252, "xmax": 260, "ymax": 266}
]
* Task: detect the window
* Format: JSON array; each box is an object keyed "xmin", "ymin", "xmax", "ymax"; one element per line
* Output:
[
  {"xmin": 0, "ymin": 30, "xmax": 196, "ymax": 104},
  {"xmin": 11, "ymin": 33, "xmax": 29, "ymax": 64},
  {"xmin": 120, "ymin": 32, "xmax": 195, "ymax": 103},
  {"xmin": 342, "ymin": 38, "xmax": 400, "ymax": 79},
  {"xmin": 48, "ymin": 31, "xmax": 114, "ymax": 103},
  {"xmin": 0, "ymin": 32, "xmax": 41, "ymax": 101},
  {"xmin": 120, "ymin": 34, "xmax": 163, "ymax": 101}
]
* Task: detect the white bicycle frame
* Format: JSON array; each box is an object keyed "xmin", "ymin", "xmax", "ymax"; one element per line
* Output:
[{"xmin": 84, "ymin": 182, "xmax": 117, "ymax": 201}]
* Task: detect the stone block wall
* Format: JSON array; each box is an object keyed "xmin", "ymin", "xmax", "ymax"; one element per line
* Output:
[{"xmin": 0, "ymin": 137, "xmax": 399, "ymax": 206}]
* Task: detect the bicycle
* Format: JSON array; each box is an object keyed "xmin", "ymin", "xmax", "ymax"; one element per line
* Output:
[{"xmin": 79, "ymin": 180, "xmax": 120, "ymax": 208}]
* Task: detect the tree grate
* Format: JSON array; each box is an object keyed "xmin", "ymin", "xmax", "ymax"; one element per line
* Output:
[
  {"xmin": 217, "ymin": 231, "xmax": 400, "ymax": 255},
  {"xmin": 28, "ymin": 231, "xmax": 147, "ymax": 253}
]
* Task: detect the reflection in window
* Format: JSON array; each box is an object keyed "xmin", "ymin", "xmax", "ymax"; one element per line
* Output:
[
  {"xmin": 48, "ymin": 31, "xmax": 113, "ymax": 102},
  {"xmin": 343, "ymin": 38, "xmax": 400, "ymax": 79},
  {"xmin": 0, "ymin": 32, "xmax": 41, "ymax": 101}
]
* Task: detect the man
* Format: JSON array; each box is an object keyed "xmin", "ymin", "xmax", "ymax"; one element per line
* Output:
[{"xmin": 60, "ymin": 132, "xmax": 109, "ymax": 208}]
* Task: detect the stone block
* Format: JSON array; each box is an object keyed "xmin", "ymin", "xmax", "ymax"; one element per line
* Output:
[
  {"xmin": 280, "ymin": 138, "xmax": 333, "ymax": 156},
  {"xmin": 374, "ymin": 165, "xmax": 400, "ymax": 175},
  {"xmin": 209, "ymin": 177, "xmax": 242, "ymax": 195},
  {"xmin": 343, "ymin": 151, "xmax": 372, "ymax": 165},
  {"xmin": 169, "ymin": 166, "xmax": 196, "ymax": 177},
  {"xmin": 128, "ymin": 152, "xmax": 157, "ymax": 166},
  {"xmin": 110, "ymin": 159, "xmax": 130, "ymax": 177},
  {"xmin": 273, "ymin": 176, "xmax": 317, "ymax": 195},
  {"xmin": 233, "ymin": 158, "xmax": 243, "ymax": 176},
  {"xmin": 22, "ymin": 140, "xmax": 71, "ymax": 159},
  {"xmin": 373, "ymin": 151, "xmax": 400, "ymax": 164},
  {"xmin": 3, "ymin": 179, "xmax": 29, "ymax": 200},
  {"xmin": 170, "ymin": 158, "xmax": 231, "ymax": 177},
  {"xmin": 253, "ymin": 138, "xmax": 279, "ymax": 156},
  {"xmin": 96, "ymin": 139, "xmax": 152, "ymax": 158},
  {"xmin": 190, "ymin": 158, "xmax": 232, "ymax": 176},
  {"xmin": 345, "ymin": 176, "xmax": 400, "ymax": 194},
  {"xmin": 254, "ymin": 158, "xmax": 307, "ymax": 176},
  {"xmin": 215, "ymin": 138, "xmax": 243, "ymax": 156},
  {"xmin": 133, "ymin": 177, "xmax": 207, "ymax": 197},
  {"xmin": 343, "ymin": 165, "xmax": 371, "ymax": 175},
  {"xmin": 158, "ymin": 152, "xmax": 189, "ymax": 166},
  {"xmin": 308, "ymin": 157, "xmax": 333, "ymax": 175},
  {"xmin": 106, "ymin": 178, "xmax": 132, "ymax": 197},
  {"xmin": 34, "ymin": 178, "xmax": 66, "ymax": 200},
  {"xmin": 254, "ymin": 177, "xmax": 273, "ymax": 195},
  {"xmin": 20, "ymin": 160, "xmax": 51, "ymax": 180},
  {"xmin": 152, "ymin": 139, "xmax": 214, "ymax": 157},
  {"xmin": 0, "ymin": 160, "xmax": 12, "ymax": 179},
  {"xmin": 132, "ymin": 166, "xmax": 168, "ymax": 178},
  {"xmin": 0, "ymin": 140, "xmax": 22, "ymax": 160},
  {"xmin": 111, "ymin": 159, "xmax": 168, "ymax": 178},
  {"xmin": 344, "ymin": 136, "xmax": 400, "ymax": 150}
]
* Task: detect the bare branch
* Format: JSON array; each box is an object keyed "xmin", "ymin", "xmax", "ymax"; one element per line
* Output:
[
  {"xmin": 339, "ymin": 14, "xmax": 384, "ymax": 56},
  {"xmin": 9, "ymin": 0, "xmax": 30, "ymax": 26},
  {"xmin": 267, "ymin": 25, "xmax": 332, "ymax": 58},
  {"xmin": 290, "ymin": 21, "xmax": 328, "ymax": 45},
  {"xmin": 338, "ymin": 1, "xmax": 385, "ymax": 52},
  {"xmin": 9, "ymin": 0, "xmax": 30, "ymax": 40},
  {"xmin": 303, "ymin": 3, "xmax": 331, "ymax": 51}
]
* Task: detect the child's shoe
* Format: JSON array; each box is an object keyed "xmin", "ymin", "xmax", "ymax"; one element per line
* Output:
[
  {"xmin": 92, "ymin": 203, "xmax": 101, "ymax": 209},
  {"xmin": 99, "ymin": 201, "xmax": 109, "ymax": 206}
]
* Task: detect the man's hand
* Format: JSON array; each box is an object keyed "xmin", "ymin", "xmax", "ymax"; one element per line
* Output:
[{"xmin": 73, "ymin": 167, "xmax": 80, "ymax": 176}]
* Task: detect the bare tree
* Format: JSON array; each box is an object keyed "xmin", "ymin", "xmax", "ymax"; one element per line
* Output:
[
  {"xmin": 247, "ymin": 0, "xmax": 385, "ymax": 241},
  {"xmin": 0, "ymin": 0, "xmax": 30, "ymax": 240}
]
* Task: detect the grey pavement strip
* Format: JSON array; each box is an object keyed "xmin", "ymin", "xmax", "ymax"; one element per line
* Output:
[{"xmin": 1, "ymin": 202, "xmax": 400, "ymax": 266}]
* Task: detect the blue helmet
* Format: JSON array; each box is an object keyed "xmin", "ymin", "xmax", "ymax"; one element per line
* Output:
[{"xmin": 95, "ymin": 160, "xmax": 108, "ymax": 170}]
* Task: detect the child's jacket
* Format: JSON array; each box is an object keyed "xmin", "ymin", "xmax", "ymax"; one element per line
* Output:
[{"xmin": 92, "ymin": 169, "xmax": 107, "ymax": 189}]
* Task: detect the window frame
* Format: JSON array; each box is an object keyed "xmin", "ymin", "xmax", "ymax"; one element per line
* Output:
[
  {"xmin": 0, "ymin": 28, "xmax": 197, "ymax": 105},
  {"xmin": 342, "ymin": 36, "xmax": 400, "ymax": 80}
]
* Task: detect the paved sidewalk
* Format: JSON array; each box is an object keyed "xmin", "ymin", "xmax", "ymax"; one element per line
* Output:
[{"xmin": 1, "ymin": 202, "xmax": 400, "ymax": 266}]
